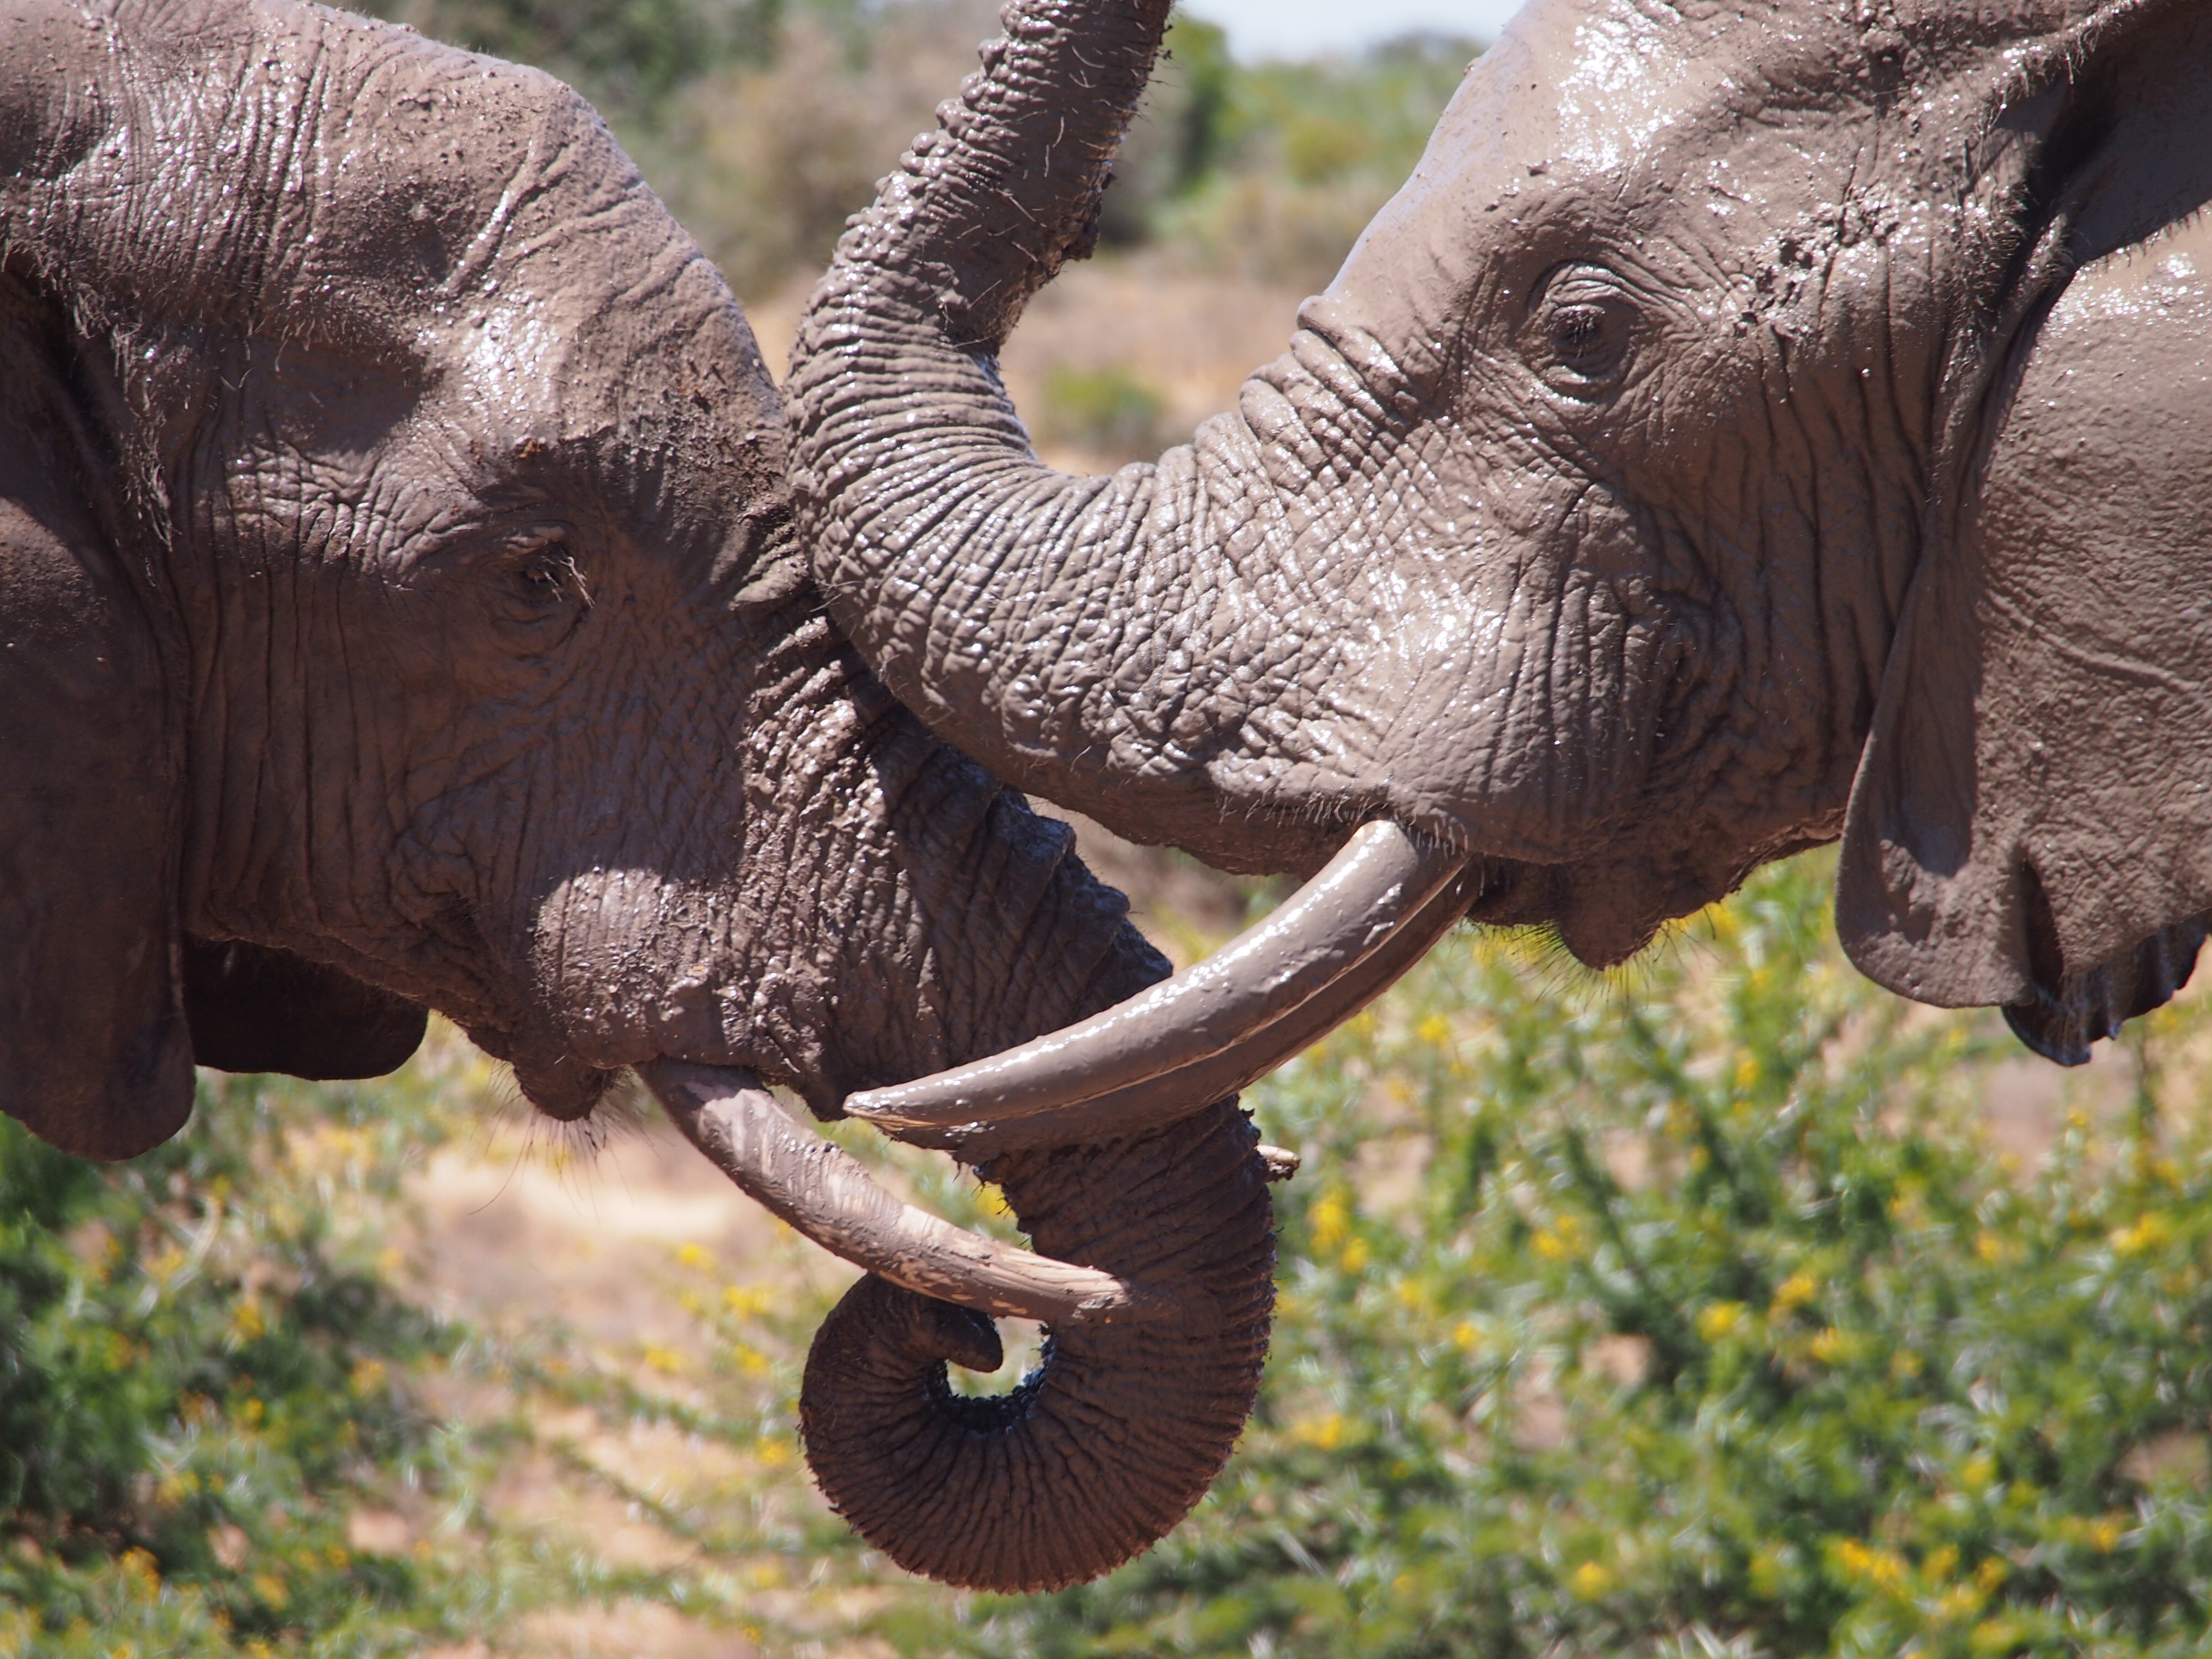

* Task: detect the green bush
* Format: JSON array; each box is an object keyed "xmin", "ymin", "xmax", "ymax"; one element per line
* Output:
[
  {"xmin": 1034, "ymin": 363, "xmax": 1172, "ymax": 461},
  {"xmin": 0, "ymin": 1071, "xmax": 474, "ymax": 1656},
  {"xmin": 866, "ymin": 852, "xmax": 2212, "ymax": 1658}
]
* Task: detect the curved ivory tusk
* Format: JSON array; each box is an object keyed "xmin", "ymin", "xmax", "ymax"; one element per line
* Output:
[
  {"xmin": 886, "ymin": 854, "xmax": 1481, "ymax": 1155},
  {"xmin": 843, "ymin": 821, "xmax": 1472, "ymax": 1147},
  {"xmin": 639, "ymin": 1059, "xmax": 1175, "ymax": 1327}
]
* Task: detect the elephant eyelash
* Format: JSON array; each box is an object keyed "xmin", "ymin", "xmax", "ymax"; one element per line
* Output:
[
  {"xmin": 1530, "ymin": 266, "xmax": 1640, "ymax": 393},
  {"xmin": 512, "ymin": 540, "xmax": 593, "ymax": 610}
]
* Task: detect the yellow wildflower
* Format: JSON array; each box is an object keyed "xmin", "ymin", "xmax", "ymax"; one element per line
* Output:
[
  {"xmin": 228, "ymin": 1298, "xmax": 266, "ymax": 1344},
  {"xmin": 1310, "ymin": 1192, "xmax": 1352, "ymax": 1253},
  {"xmin": 1770, "ymin": 1272, "xmax": 1818, "ymax": 1315},
  {"xmin": 2112, "ymin": 1213, "xmax": 2174, "ymax": 1256},
  {"xmin": 1696, "ymin": 1301, "xmax": 1745, "ymax": 1342},
  {"xmin": 723, "ymin": 1284, "xmax": 772, "ymax": 1318},
  {"xmin": 1570, "ymin": 1561, "xmax": 1614, "ymax": 1599},
  {"xmin": 1809, "ymin": 1326, "xmax": 1857, "ymax": 1364}
]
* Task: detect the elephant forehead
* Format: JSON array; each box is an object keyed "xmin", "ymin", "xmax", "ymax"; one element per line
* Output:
[
  {"xmin": 420, "ymin": 245, "xmax": 778, "ymax": 466},
  {"xmin": 1504, "ymin": 0, "xmax": 1714, "ymax": 172},
  {"xmin": 1329, "ymin": 0, "xmax": 1760, "ymax": 335},
  {"xmin": 440, "ymin": 286, "xmax": 575, "ymax": 421},
  {"xmin": 1421, "ymin": 0, "xmax": 1723, "ymax": 186}
]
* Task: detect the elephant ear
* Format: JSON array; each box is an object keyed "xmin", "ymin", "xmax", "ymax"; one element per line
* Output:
[
  {"xmin": 0, "ymin": 339, "xmax": 195, "ymax": 1155},
  {"xmin": 181, "ymin": 941, "xmax": 429, "ymax": 1081},
  {"xmin": 1836, "ymin": 0, "xmax": 2212, "ymax": 1061}
]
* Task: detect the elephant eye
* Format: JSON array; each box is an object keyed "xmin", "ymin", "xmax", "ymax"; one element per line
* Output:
[
  {"xmin": 1531, "ymin": 269, "xmax": 1639, "ymax": 394},
  {"xmin": 493, "ymin": 532, "xmax": 592, "ymax": 648}
]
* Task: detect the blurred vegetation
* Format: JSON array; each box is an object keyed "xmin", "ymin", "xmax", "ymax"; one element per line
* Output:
[
  {"xmin": 15, "ymin": 856, "xmax": 2212, "ymax": 1653},
  {"xmin": 1147, "ymin": 31, "xmax": 1476, "ymax": 291},
  {"xmin": 0, "ymin": 1068, "xmax": 469, "ymax": 1655},
  {"xmin": 1034, "ymin": 363, "xmax": 1170, "ymax": 462},
  {"xmin": 351, "ymin": 0, "xmax": 1477, "ymax": 300}
]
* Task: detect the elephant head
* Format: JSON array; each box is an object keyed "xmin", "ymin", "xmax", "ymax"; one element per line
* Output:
[
  {"xmin": 0, "ymin": 0, "xmax": 1277, "ymax": 1590},
  {"xmin": 788, "ymin": 0, "xmax": 2212, "ymax": 1135}
]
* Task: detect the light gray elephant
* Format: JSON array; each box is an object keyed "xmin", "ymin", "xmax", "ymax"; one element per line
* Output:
[
  {"xmin": 2, "ymin": 0, "xmax": 1280, "ymax": 1594},
  {"xmin": 786, "ymin": 0, "xmax": 2212, "ymax": 1164}
]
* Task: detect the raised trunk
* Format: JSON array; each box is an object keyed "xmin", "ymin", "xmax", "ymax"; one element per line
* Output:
[{"xmin": 789, "ymin": 0, "xmax": 1381, "ymax": 874}]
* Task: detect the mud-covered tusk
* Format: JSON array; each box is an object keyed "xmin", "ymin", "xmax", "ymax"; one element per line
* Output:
[
  {"xmin": 843, "ymin": 820, "xmax": 1471, "ymax": 1144},
  {"xmin": 639, "ymin": 1059, "xmax": 1175, "ymax": 1327},
  {"xmin": 866, "ymin": 848, "xmax": 1480, "ymax": 1154}
]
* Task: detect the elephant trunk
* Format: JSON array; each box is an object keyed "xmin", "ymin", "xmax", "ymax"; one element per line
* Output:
[
  {"xmin": 800, "ymin": 1098, "xmax": 1274, "ymax": 1591},
  {"xmin": 789, "ymin": 0, "xmax": 1367, "ymax": 874}
]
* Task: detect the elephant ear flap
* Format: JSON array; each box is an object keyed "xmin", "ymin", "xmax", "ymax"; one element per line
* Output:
[
  {"xmin": 1835, "ymin": 431, "xmax": 2212, "ymax": 1065},
  {"xmin": 1837, "ymin": 0, "xmax": 2212, "ymax": 1060},
  {"xmin": 1836, "ymin": 533, "xmax": 2212, "ymax": 1062},
  {"xmin": 0, "ymin": 487, "xmax": 195, "ymax": 1157}
]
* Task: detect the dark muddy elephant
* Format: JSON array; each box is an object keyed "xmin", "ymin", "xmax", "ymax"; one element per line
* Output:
[
  {"xmin": 0, "ymin": 0, "xmax": 1278, "ymax": 1593},
  {"xmin": 787, "ymin": 0, "xmax": 2212, "ymax": 1158}
]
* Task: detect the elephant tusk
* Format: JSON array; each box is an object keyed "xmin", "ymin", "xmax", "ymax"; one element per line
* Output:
[
  {"xmin": 639, "ymin": 1059, "xmax": 1176, "ymax": 1327},
  {"xmin": 841, "ymin": 821, "xmax": 1474, "ymax": 1150},
  {"xmin": 902, "ymin": 860, "xmax": 1480, "ymax": 1155}
]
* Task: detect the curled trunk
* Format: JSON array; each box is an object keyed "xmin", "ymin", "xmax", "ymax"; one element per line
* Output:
[
  {"xmin": 648, "ymin": 652, "xmax": 1282, "ymax": 1590},
  {"xmin": 801, "ymin": 1100, "xmax": 1273, "ymax": 1590}
]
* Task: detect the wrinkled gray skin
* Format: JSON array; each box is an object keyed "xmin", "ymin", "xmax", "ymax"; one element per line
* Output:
[
  {"xmin": 0, "ymin": 0, "xmax": 1274, "ymax": 1594},
  {"xmin": 791, "ymin": 0, "xmax": 2212, "ymax": 1066}
]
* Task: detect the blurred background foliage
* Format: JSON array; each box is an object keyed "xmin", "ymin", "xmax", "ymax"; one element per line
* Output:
[
  {"xmin": 359, "ymin": 0, "xmax": 1476, "ymax": 299},
  {"xmin": 14, "ymin": 847, "xmax": 2212, "ymax": 1655},
  {"xmin": 14, "ymin": 2, "xmax": 2212, "ymax": 1654}
]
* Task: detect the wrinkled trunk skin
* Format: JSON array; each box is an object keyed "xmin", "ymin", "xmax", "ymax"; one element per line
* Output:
[
  {"xmin": 725, "ymin": 612, "xmax": 1278, "ymax": 1589},
  {"xmin": 803, "ymin": 1101, "xmax": 1272, "ymax": 1590},
  {"xmin": 791, "ymin": 0, "xmax": 1361, "ymax": 878}
]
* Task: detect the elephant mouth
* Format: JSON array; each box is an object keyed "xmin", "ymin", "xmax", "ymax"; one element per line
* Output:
[{"xmin": 641, "ymin": 819, "xmax": 1474, "ymax": 1321}]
